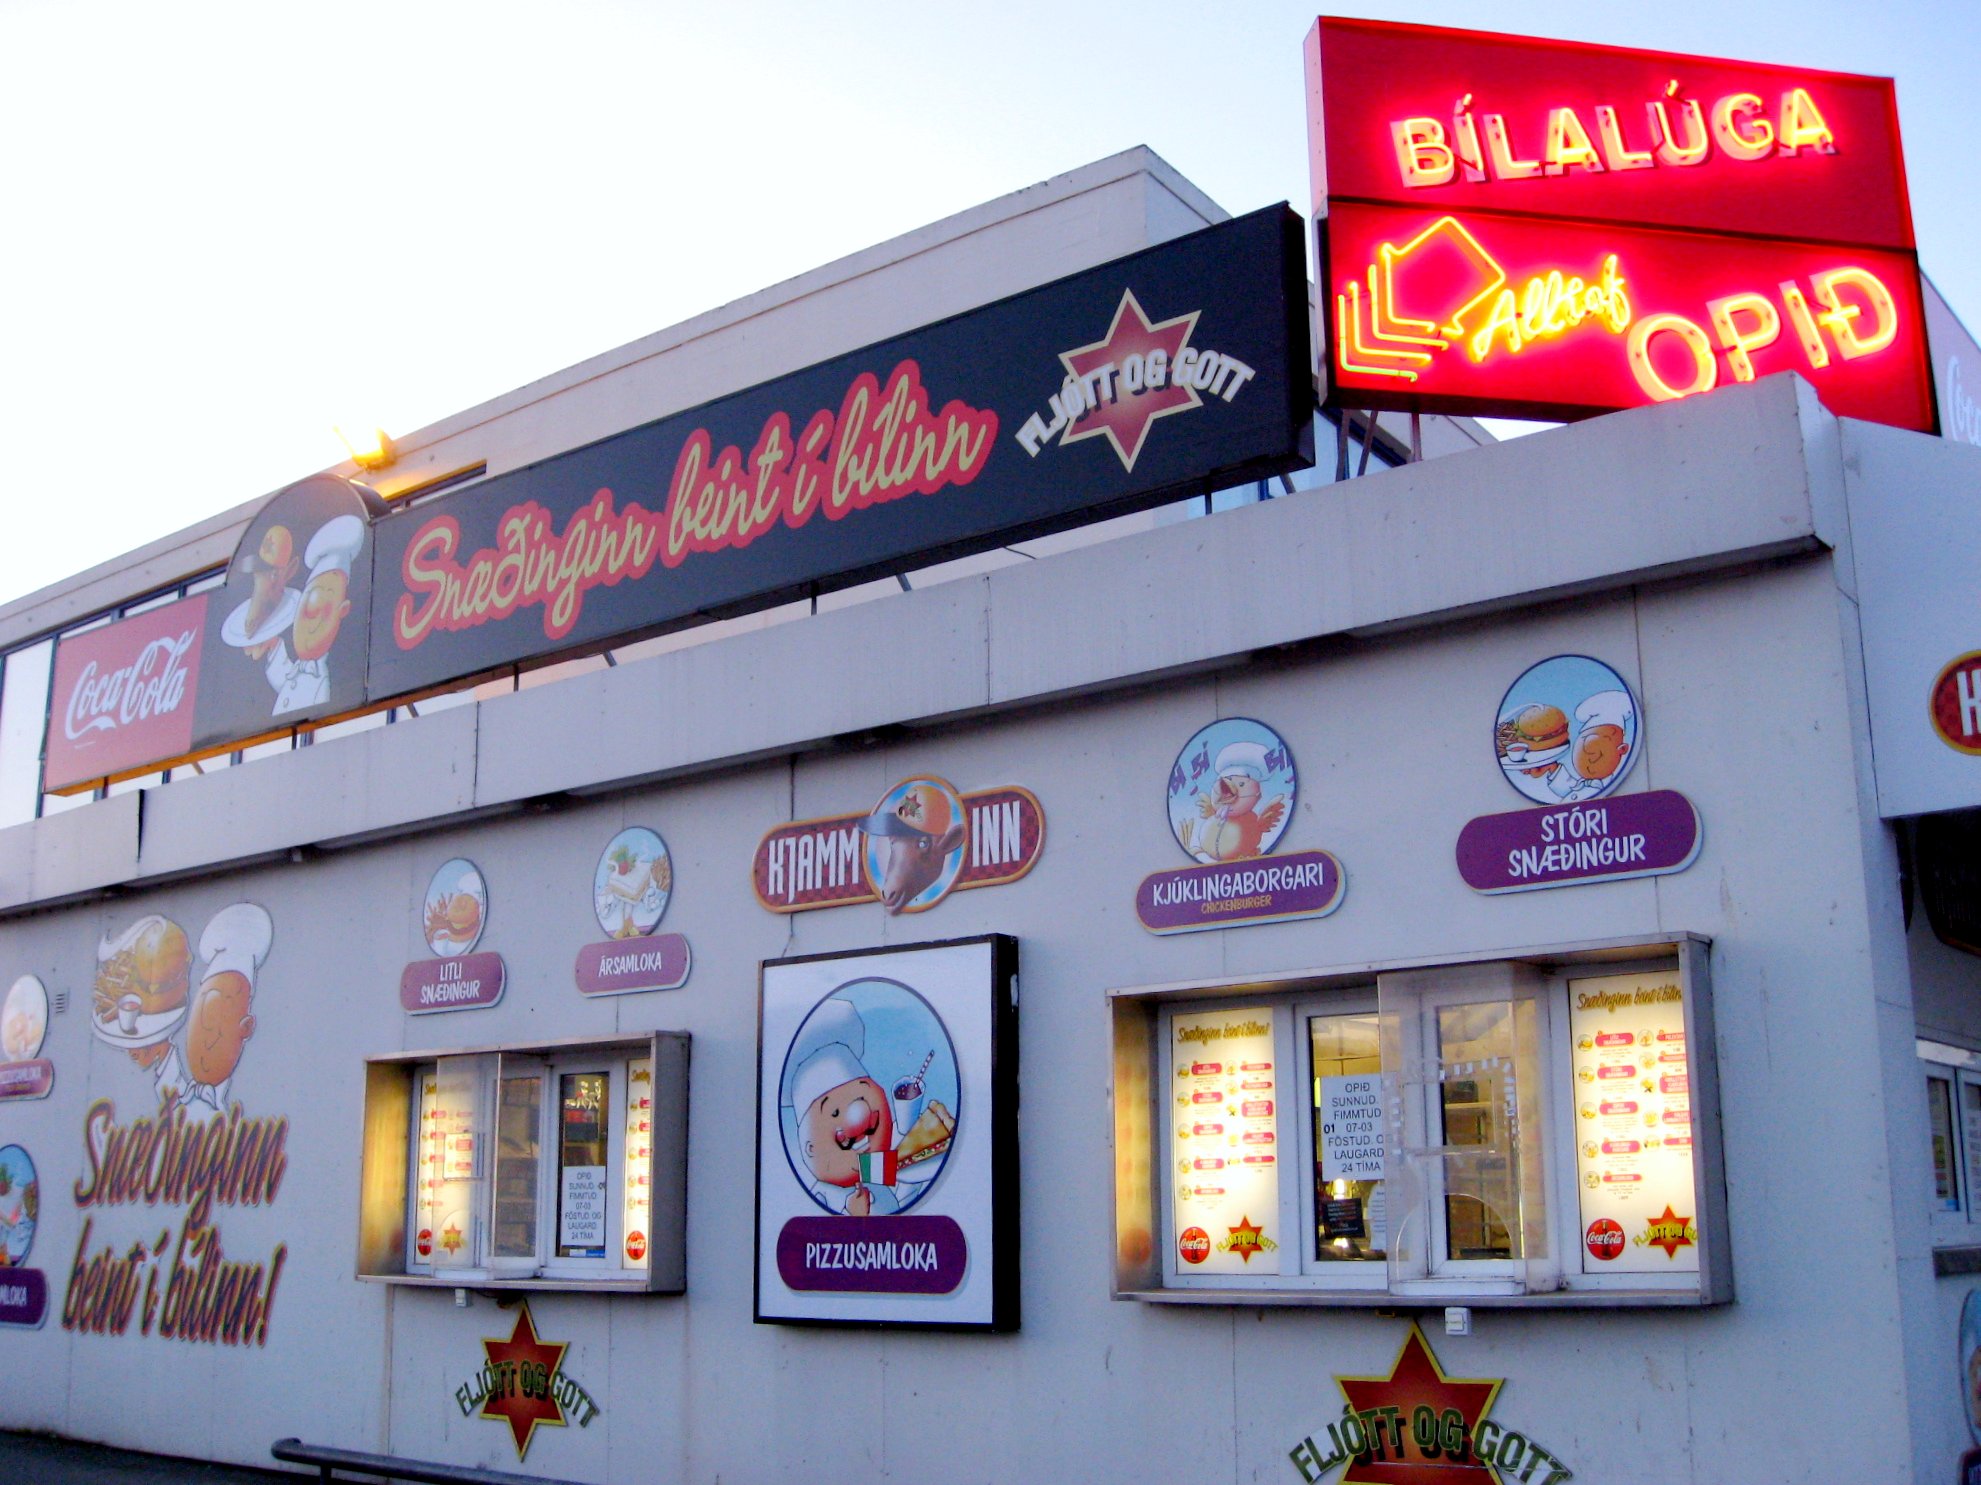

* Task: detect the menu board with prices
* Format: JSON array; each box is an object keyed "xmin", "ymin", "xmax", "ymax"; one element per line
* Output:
[
  {"xmin": 622, "ymin": 1057, "xmax": 653, "ymax": 1267},
  {"xmin": 1569, "ymin": 972, "xmax": 1699, "ymax": 1274},
  {"xmin": 418, "ymin": 1058, "xmax": 483, "ymax": 1268},
  {"xmin": 1170, "ymin": 1007, "xmax": 1281, "ymax": 1275}
]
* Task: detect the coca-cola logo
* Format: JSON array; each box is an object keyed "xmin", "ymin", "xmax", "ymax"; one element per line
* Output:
[{"xmin": 62, "ymin": 632, "xmax": 196, "ymax": 741}]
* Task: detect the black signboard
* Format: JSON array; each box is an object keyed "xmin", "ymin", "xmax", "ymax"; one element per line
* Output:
[
  {"xmin": 366, "ymin": 206, "xmax": 1312, "ymax": 698},
  {"xmin": 193, "ymin": 475, "xmax": 382, "ymax": 751}
]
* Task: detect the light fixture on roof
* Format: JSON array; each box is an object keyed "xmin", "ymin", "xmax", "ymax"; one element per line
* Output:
[{"xmin": 335, "ymin": 425, "xmax": 396, "ymax": 472}]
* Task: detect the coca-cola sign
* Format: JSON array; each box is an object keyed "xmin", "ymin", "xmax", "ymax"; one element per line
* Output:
[{"xmin": 44, "ymin": 596, "xmax": 207, "ymax": 791}]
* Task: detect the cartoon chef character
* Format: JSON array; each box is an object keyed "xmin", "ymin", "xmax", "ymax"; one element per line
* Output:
[
  {"xmin": 152, "ymin": 904, "xmax": 273, "ymax": 1118},
  {"xmin": 1181, "ymin": 741, "xmax": 1286, "ymax": 862},
  {"xmin": 1551, "ymin": 689, "xmax": 1635, "ymax": 803},
  {"xmin": 781, "ymin": 997, "xmax": 938, "ymax": 1217},
  {"xmin": 264, "ymin": 514, "xmax": 364, "ymax": 714}
]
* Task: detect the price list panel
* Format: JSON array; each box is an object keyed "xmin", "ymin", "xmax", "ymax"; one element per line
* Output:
[
  {"xmin": 1569, "ymin": 972, "xmax": 1699, "ymax": 1274},
  {"xmin": 621, "ymin": 1056, "xmax": 654, "ymax": 1269},
  {"xmin": 1170, "ymin": 1007, "xmax": 1281, "ymax": 1275}
]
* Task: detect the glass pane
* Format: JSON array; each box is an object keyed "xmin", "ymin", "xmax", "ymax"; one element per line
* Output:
[
  {"xmin": 1962, "ymin": 1081, "xmax": 1981, "ymax": 1224},
  {"xmin": 1568, "ymin": 972, "xmax": 1698, "ymax": 1273},
  {"xmin": 492, "ymin": 1074, "xmax": 543, "ymax": 1260},
  {"xmin": 1933, "ymin": 1075, "xmax": 1961, "ymax": 1212},
  {"xmin": 557, "ymin": 1072, "xmax": 610, "ymax": 1258},
  {"xmin": 622, "ymin": 1057, "xmax": 653, "ymax": 1269},
  {"xmin": 1169, "ymin": 1006, "xmax": 1281, "ymax": 1275},
  {"xmin": 1435, "ymin": 1002, "xmax": 1520, "ymax": 1261},
  {"xmin": 421, "ymin": 1057, "xmax": 483, "ymax": 1270},
  {"xmin": 0, "ymin": 641, "xmax": 53, "ymax": 828},
  {"xmin": 1309, "ymin": 1012, "xmax": 1384, "ymax": 1261}
]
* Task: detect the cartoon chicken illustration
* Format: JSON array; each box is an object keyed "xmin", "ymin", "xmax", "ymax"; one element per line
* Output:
[{"xmin": 1179, "ymin": 742, "xmax": 1286, "ymax": 862}]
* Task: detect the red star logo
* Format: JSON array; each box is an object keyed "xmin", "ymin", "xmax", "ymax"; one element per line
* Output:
[
  {"xmin": 1058, "ymin": 288, "xmax": 1201, "ymax": 472},
  {"xmin": 1640, "ymin": 1204, "xmax": 1696, "ymax": 1260},
  {"xmin": 1226, "ymin": 1215, "xmax": 1266, "ymax": 1262},
  {"xmin": 1334, "ymin": 1324, "xmax": 1502, "ymax": 1485},
  {"xmin": 480, "ymin": 1303, "xmax": 569, "ymax": 1459}
]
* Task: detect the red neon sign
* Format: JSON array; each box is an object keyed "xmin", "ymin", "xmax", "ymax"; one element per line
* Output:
[{"xmin": 1306, "ymin": 18, "xmax": 1933, "ymax": 433}]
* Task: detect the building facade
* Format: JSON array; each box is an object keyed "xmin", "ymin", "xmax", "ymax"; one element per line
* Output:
[{"xmin": 0, "ymin": 149, "xmax": 1974, "ymax": 1485}]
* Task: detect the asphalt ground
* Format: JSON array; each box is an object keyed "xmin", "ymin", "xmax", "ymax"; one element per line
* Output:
[{"xmin": 0, "ymin": 1432, "xmax": 313, "ymax": 1484}]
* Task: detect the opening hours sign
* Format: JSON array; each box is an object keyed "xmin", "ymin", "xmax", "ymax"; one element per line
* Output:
[{"xmin": 1304, "ymin": 17, "xmax": 1935, "ymax": 433}]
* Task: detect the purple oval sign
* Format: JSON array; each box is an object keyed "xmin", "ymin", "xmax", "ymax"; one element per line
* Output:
[
  {"xmin": 1135, "ymin": 848, "xmax": 1344, "ymax": 935},
  {"xmin": 400, "ymin": 952, "xmax": 507, "ymax": 1013},
  {"xmin": 574, "ymin": 934, "xmax": 691, "ymax": 995},
  {"xmin": 776, "ymin": 1214, "xmax": 968, "ymax": 1294},
  {"xmin": 1456, "ymin": 790, "xmax": 1701, "ymax": 893}
]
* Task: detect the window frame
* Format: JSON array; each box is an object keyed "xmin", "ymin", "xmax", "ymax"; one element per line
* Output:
[
  {"xmin": 1111, "ymin": 933, "xmax": 1729, "ymax": 1309},
  {"xmin": 359, "ymin": 1030, "xmax": 687, "ymax": 1295},
  {"xmin": 1921, "ymin": 1039, "xmax": 1981, "ymax": 1248}
]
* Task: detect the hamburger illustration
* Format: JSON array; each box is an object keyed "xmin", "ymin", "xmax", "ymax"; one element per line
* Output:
[
  {"xmin": 93, "ymin": 915, "xmax": 193, "ymax": 1038},
  {"xmin": 1497, "ymin": 702, "xmax": 1570, "ymax": 770}
]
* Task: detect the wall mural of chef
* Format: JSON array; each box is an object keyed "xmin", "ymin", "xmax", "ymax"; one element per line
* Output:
[
  {"xmin": 65, "ymin": 903, "xmax": 290, "ymax": 1346},
  {"xmin": 193, "ymin": 474, "xmax": 383, "ymax": 751}
]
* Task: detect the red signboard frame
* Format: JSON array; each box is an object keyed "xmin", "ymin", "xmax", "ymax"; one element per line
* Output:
[
  {"xmin": 44, "ymin": 595, "xmax": 207, "ymax": 792},
  {"xmin": 1306, "ymin": 16, "xmax": 1934, "ymax": 433}
]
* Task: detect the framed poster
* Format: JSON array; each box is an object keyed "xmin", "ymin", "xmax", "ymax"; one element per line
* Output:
[{"xmin": 754, "ymin": 935, "xmax": 1018, "ymax": 1330}]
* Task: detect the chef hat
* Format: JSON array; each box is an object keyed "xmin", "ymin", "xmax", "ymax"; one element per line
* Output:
[
  {"xmin": 199, "ymin": 904, "xmax": 274, "ymax": 984},
  {"xmin": 1215, "ymin": 741, "xmax": 1270, "ymax": 781},
  {"xmin": 304, "ymin": 515, "xmax": 366, "ymax": 582},
  {"xmin": 1575, "ymin": 690, "xmax": 1634, "ymax": 733},
  {"xmin": 781, "ymin": 997, "xmax": 872, "ymax": 1112}
]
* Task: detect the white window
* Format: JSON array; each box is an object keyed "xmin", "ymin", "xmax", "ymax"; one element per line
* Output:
[
  {"xmin": 359, "ymin": 1033, "xmax": 685, "ymax": 1293},
  {"xmin": 1113, "ymin": 936, "xmax": 1728, "ymax": 1306},
  {"xmin": 1921, "ymin": 1040, "xmax": 1981, "ymax": 1246}
]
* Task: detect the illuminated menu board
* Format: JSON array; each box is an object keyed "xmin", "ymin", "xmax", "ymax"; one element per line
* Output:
[
  {"xmin": 417, "ymin": 1058, "xmax": 482, "ymax": 1270},
  {"xmin": 1569, "ymin": 971, "xmax": 1699, "ymax": 1274},
  {"xmin": 622, "ymin": 1056, "xmax": 653, "ymax": 1268},
  {"xmin": 1170, "ymin": 1007, "xmax": 1281, "ymax": 1275}
]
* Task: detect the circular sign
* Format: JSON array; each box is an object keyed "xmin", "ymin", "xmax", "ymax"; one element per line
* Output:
[
  {"xmin": 422, "ymin": 859, "xmax": 488, "ymax": 958},
  {"xmin": 2, "ymin": 976, "xmax": 47, "ymax": 1062},
  {"xmin": 778, "ymin": 976, "xmax": 959, "ymax": 1216},
  {"xmin": 1495, "ymin": 655, "xmax": 1641, "ymax": 806},
  {"xmin": 1166, "ymin": 718, "xmax": 1296, "ymax": 863},
  {"xmin": 626, "ymin": 1230, "xmax": 648, "ymax": 1264},
  {"xmin": 592, "ymin": 828, "xmax": 673, "ymax": 938},
  {"xmin": 859, "ymin": 777, "xmax": 968, "ymax": 915},
  {"xmin": 1931, "ymin": 653, "xmax": 1981, "ymax": 755},
  {"xmin": 1962, "ymin": 1288, "xmax": 1981, "ymax": 1445},
  {"xmin": 1584, "ymin": 1217, "xmax": 1625, "ymax": 1262},
  {"xmin": 1179, "ymin": 1226, "xmax": 1212, "ymax": 1265},
  {"xmin": 416, "ymin": 1227, "xmax": 434, "ymax": 1260},
  {"xmin": 0, "ymin": 1145, "xmax": 38, "ymax": 1265}
]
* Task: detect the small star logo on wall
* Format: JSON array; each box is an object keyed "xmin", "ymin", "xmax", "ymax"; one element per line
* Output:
[
  {"xmin": 481, "ymin": 1305, "xmax": 568, "ymax": 1457},
  {"xmin": 1335, "ymin": 1325, "xmax": 1501, "ymax": 1485},
  {"xmin": 452, "ymin": 1302, "xmax": 602, "ymax": 1462}
]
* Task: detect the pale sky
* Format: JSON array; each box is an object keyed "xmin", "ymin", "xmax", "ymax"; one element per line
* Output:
[{"xmin": 0, "ymin": 0, "xmax": 1973, "ymax": 613}]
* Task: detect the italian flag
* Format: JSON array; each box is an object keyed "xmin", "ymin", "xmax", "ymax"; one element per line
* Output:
[{"xmin": 857, "ymin": 1151, "xmax": 898, "ymax": 1186}]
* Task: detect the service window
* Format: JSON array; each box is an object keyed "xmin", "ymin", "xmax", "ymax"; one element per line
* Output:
[
  {"xmin": 359, "ymin": 1033, "xmax": 686, "ymax": 1294},
  {"xmin": 1920, "ymin": 1040, "xmax": 1981, "ymax": 1247},
  {"xmin": 1114, "ymin": 936, "xmax": 1729, "ymax": 1307}
]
